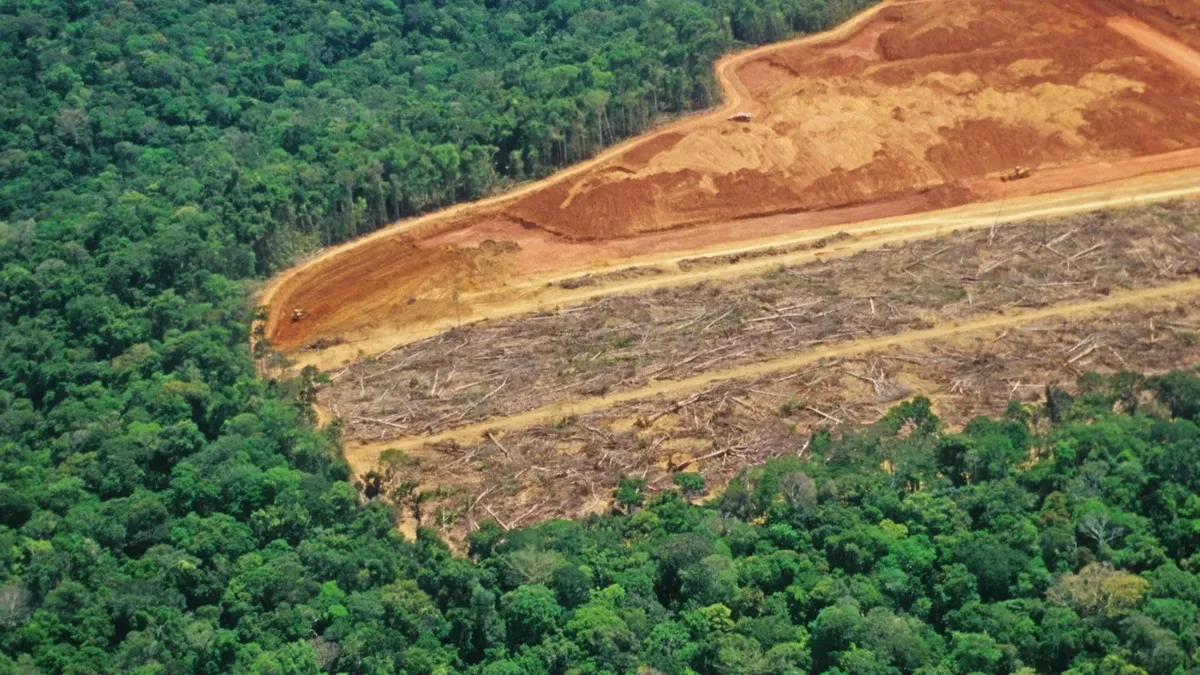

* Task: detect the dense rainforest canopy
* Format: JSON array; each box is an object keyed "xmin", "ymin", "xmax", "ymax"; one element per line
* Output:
[
  {"xmin": 7, "ymin": 362, "xmax": 1200, "ymax": 673},
  {"xmin": 3, "ymin": 0, "xmax": 1200, "ymax": 672},
  {"xmin": 1, "ymin": 0, "xmax": 871, "ymax": 269}
]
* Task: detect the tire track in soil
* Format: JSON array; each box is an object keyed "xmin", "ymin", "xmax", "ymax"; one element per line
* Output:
[
  {"xmin": 345, "ymin": 278, "xmax": 1200, "ymax": 466},
  {"xmin": 1107, "ymin": 15, "xmax": 1200, "ymax": 79}
]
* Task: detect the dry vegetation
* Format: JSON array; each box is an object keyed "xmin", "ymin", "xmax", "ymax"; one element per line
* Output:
[
  {"xmin": 327, "ymin": 203, "xmax": 1200, "ymax": 545},
  {"xmin": 355, "ymin": 296, "xmax": 1200, "ymax": 543},
  {"xmin": 325, "ymin": 202, "xmax": 1200, "ymax": 443}
]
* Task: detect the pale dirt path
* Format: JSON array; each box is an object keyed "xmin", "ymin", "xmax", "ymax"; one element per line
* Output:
[
  {"xmin": 291, "ymin": 167, "xmax": 1200, "ymax": 370},
  {"xmin": 1108, "ymin": 15, "xmax": 1200, "ymax": 78},
  {"xmin": 257, "ymin": 0, "xmax": 899, "ymax": 331},
  {"xmin": 343, "ymin": 279, "xmax": 1200, "ymax": 474}
]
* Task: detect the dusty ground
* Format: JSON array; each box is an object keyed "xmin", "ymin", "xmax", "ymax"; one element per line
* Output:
[
  {"xmin": 263, "ymin": 0, "xmax": 1200, "ymax": 358},
  {"xmin": 506, "ymin": 0, "xmax": 1200, "ymax": 238},
  {"xmin": 1099, "ymin": 0, "xmax": 1200, "ymax": 52}
]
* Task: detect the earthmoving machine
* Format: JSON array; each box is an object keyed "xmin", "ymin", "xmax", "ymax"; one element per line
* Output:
[
  {"xmin": 291, "ymin": 307, "xmax": 309, "ymax": 322},
  {"xmin": 1000, "ymin": 166, "xmax": 1032, "ymax": 182}
]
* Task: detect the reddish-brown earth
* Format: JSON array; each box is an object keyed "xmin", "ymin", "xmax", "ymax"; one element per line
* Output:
[
  {"xmin": 1098, "ymin": 0, "xmax": 1200, "ymax": 51},
  {"xmin": 264, "ymin": 0, "xmax": 1200, "ymax": 359}
]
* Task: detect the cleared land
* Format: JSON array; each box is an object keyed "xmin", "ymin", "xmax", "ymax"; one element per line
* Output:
[
  {"xmin": 332, "ymin": 203, "xmax": 1200, "ymax": 541},
  {"xmin": 263, "ymin": 0, "xmax": 1200, "ymax": 360},
  {"xmin": 1100, "ymin": 0, "xmax": 1200, "ymax": 53},
  {"xmin": 359, "ymin": 293, "xmax": 1200, "ymax": 542},
  {"xmin": 327, "ymin": 205, "xmax": 1200, "ymax": 443},
  {"xmin": 257, "ymin": 0, "xmax": 1200, "ymax": 542}
]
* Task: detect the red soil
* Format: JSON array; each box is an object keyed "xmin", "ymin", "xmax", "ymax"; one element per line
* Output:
[
  {"xmin": 502, "ymin": 0, "xmax": 1200, "ymax": 241},
  {"xmin": 1096, "ymin": 0, "xmax": 1200, "ymax": 51},
  {"xmin": 264, "ymin": 0, "xmax": 1200, "ymax": 356}
]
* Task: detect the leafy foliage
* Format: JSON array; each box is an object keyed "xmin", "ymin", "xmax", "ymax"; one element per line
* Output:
[
  {"xmin": 0, "ymin": 0, "xmax": 874, "ymax": 271},
  {"xmin": 2, "ymin": 0, "xmax": 1198, "ymax": 671},
  {"xmin": 0, "ymin": 0, "xmax": 874, "ymax": 669},
  {"xmin": 453, "ymin": 374, "xmax": 1200, "ymax": 674}
]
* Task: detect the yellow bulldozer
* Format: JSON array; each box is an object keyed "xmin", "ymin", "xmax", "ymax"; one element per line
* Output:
[
  {"xmin": 291, "ymin": 307, "xmax": 309, "ymax": 322},
  {"xmin": 1000, "ymin": 166, "xmax": 1032, "ymax": 182}
]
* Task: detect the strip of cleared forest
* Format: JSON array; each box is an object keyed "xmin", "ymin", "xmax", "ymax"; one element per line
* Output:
[
  {"xmin": 326, "ymin": 202, "xmax": 1200, "ymax": 443},
  {"xmin": 357, "ymin": 296, "xmax": 1200, "ymax": 541}
]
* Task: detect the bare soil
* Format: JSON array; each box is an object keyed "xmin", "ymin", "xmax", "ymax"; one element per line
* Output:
[
  {"xmin": 1094, "ymin": 0, "xmax": 1200, "ymax": 52},
  {"xmin": 507, "ymin": 0, "xmax": 1200, "ymax": 239}
]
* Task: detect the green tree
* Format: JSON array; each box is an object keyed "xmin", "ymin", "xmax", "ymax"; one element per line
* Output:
[
  {"xmin": 949, "ymin": 632, "xmax": 1003, "ymax": 675},
  {"xmin": 675, "ymin": 472, "xmax": 707, "ymax": 503},
  {"xmin": 502, "ymin": 584, "xmax": 562, "ymax": 648},
  {"xmin": 614, "ymin": 476, "xmax": 647, "ymax": 514}
]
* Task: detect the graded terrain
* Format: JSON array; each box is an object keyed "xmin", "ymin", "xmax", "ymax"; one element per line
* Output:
[{"xmin": 264, "ymin": 0, "xmax": 1200, "ymax": 361}]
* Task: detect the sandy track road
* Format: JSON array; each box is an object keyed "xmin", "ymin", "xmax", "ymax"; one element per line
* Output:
[
  {"xmin": 343, "ymin": 279, "xmax": 1200, "ymax": 468},
  {"xmin": 1108, "ymin": 15, "xmax": 1200, "ymax": 78}
]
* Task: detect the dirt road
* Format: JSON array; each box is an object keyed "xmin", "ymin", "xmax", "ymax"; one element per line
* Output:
[
  {"xmin": 1108, "ymin": 15, "xmax": 1200, "ymax": 78},
  {"xmin": 263, "ymin": 0, "xmax": 1200, "ymax": 361}
]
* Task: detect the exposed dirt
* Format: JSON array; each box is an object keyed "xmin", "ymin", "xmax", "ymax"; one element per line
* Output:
[
  {"xmin": 267, "ymin": 238, "xmax": 517, "ymax": 355},
  {"xmin": 1095, "ymin": 0, "xmax": 1200, "ymax": 52},
  {"xmin": 508, "ymin": 0, "xmax": 1200, "ymax": 239},
  {"xmin": 280, "ymin": 171, "xmax": 1200, "ymax": 371},
  {"xmin": 1107, "ymin": 15, "xmax": 1200, "ymax": 79},
  {"xmin": 263, "ymin": 0, "xmax": 1200, "ymax": 359}
]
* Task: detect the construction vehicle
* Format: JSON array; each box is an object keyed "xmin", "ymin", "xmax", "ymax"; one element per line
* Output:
[
  {"xmin": 727, "ymin": 111, "xmax": 754, "ymax": 123},
  {"xmin": 291, "ymin": 307, "xmax": 309, "ymax": 322},
  {"xmin": 1000, "ymin": 166, "xmax": 1032, "ymax": 182}
]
